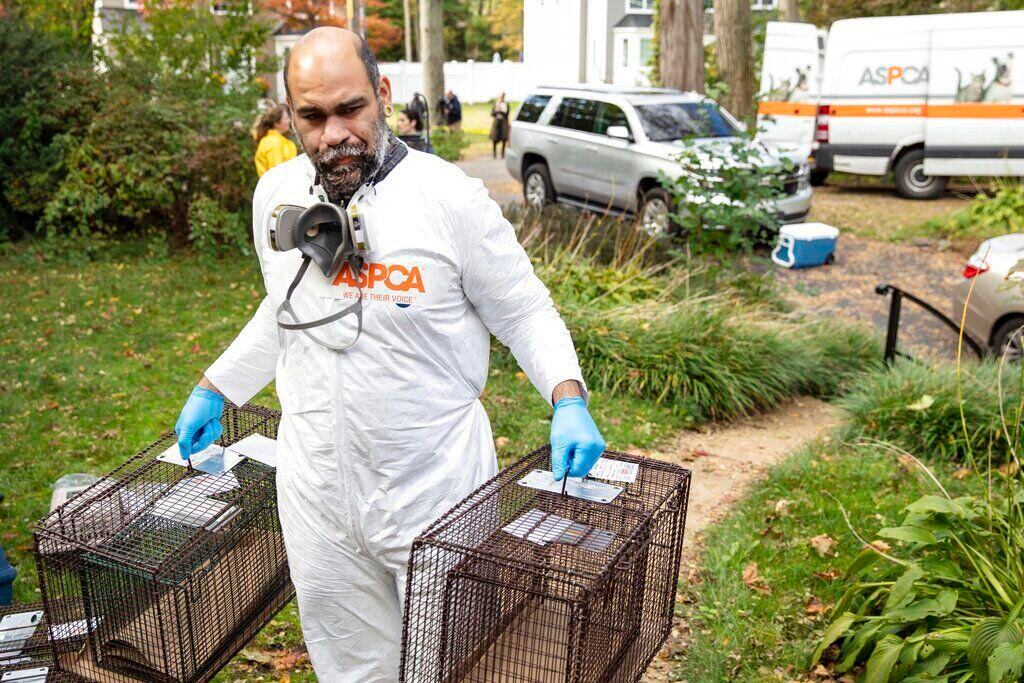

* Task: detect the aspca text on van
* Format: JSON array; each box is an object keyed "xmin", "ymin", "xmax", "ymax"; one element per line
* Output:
[{"xmin": 858, "ymin": 65, "xmax": 929, "ymax": 86}]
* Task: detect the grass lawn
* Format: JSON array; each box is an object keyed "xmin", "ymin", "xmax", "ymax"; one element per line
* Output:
[
  {"xmin": 669, "ymin": 438, "xmax": 975, "ymax": 682},
  {"xmin": 0, "ymin": 241, "xmax": 687, "ymax": 678}
]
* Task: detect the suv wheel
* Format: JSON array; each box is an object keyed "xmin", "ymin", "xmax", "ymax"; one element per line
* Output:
[
  {"xmin": 523, "ymin": 163, "xmax": 555, "ymax": 209},
  {"xmin": 809, "ymin": 169, "xmax": 829, "ymax": 186},
  {"xmin": 638, "ymin": 187, "xmax": 674, "ymax": 236},
  {"xmin": 992, "ymin": 317, "xmax": 1024, "ymax": 362},
  {"xmin": 893, "ymin": 149, "xmax": 948, "ymax": 200}
]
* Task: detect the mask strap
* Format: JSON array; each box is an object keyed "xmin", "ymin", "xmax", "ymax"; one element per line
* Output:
[{"xmin": 275, "ymin": 255, "xmax": 364, "ymax": 352}]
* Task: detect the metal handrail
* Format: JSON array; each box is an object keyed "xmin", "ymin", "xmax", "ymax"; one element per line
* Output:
[{"xmin": 875, "ymin": 283, "xmax": 985, "ymax": 363}]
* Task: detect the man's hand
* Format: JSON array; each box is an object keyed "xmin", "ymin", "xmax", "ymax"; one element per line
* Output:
[
  {"xmin": 550, "ymin": 395, "xmax": 605, "ymax": 481},
  {"xmin": 175, "ymin": 382, "xmax": 226, "ymax": 460}
]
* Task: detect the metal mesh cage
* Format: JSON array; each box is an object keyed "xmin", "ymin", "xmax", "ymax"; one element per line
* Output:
[
  {"xmin": 399, "ymin": 447, "xmax": 690, "ymax": 683},
  {"xmin": 33, "ymin": 404, "xmax": 294, "ymax": 683}
]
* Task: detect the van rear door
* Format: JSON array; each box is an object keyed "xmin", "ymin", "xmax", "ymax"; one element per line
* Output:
[
  {"xmin": 925, "ymin": 24, "xmax": 1024, "ymax": 177},
  {"xmin": 756, "ymin": 21, "xmax": 822, "ymax": 159}
]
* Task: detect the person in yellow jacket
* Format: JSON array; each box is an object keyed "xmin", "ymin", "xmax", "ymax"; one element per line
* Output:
[{"xmin": 252, "ymin": 104, "xmax": 297, "ymax": 177}]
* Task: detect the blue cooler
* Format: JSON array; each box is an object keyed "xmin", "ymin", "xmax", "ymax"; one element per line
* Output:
[{"xmin": 771, "ymin": 223, "xmax": 839, "ymax": 269}]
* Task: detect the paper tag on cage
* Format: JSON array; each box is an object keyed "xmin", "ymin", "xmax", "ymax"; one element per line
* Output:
[
  {"xmin": 0, "ymin": 611, "xmax": 42, "ymax": 664},
  {"xmin": 2, "ymin": 668, "xmax": 49, "ymax": 683},
  {"xmin": 587, "ymin": 458, "xmax": 639, "ymax": 483},
  {"xmin": 158, "ymin": 444, "xmax": 244, "ymax": 475},
  {"xmin": 517, "ymin": 470, "xmax": 623, "ymax": 504},
  {"xmin": 229, "ymin": 434, "xmax": 278, "ymax": 468}
]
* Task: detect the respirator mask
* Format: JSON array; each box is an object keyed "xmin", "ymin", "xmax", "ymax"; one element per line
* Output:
[{"xmin": 270, "ymin": 177, "xmax": 373, "ymax": 352}]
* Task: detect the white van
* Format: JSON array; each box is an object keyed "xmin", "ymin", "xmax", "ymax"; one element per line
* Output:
[{"xmin": 757, "ymin": 12, "xmax": 1024, "ymax": 199}]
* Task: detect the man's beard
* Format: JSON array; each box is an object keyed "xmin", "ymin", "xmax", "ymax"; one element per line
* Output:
[{"xmin": 304, "ymin": 111, "xmax": 390, "ymax": 204}]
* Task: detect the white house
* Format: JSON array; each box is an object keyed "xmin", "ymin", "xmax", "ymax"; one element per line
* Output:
[{"xmin": 524, "ymin": 0, "xmax": 780, "ymax": 87}]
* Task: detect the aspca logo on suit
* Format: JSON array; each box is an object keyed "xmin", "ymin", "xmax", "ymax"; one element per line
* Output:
[{"xmin": 333, "ymin": 261, "xmax": 426, "ymax": 293}]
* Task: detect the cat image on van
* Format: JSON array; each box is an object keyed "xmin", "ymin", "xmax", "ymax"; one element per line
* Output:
[
  {"xmin": 955, "ymin": 52, "xmax": 1013, "ymax": 102},
  {"xmin": 765, "ymin": 65, "xmax": 812, "ymax": 102}
]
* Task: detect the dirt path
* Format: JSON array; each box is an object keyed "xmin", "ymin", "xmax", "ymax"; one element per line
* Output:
[{"xmin": 638, "ymin": 397, "xmax": 844, "ymax": 682}]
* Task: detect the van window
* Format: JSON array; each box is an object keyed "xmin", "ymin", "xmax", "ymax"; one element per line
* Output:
[
  {"xmin": 593, "ymin": 102, "xmax": 630, "ymax": 136},
  {"xmin": 635, "ymin": 102, "xmax": 738, "ymax": 141},
  {"xmin": 516, "ymin": 95, "xmax": 552, "ymax": 123},
  {"xmin": 550, "ymin": 98, "xmax": 599, "ymax": 132}
]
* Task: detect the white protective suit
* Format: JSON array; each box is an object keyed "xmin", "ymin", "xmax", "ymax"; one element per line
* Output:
[{"xmin": 204, "ymin": 143, "xmax": 587, "ymax": 681}]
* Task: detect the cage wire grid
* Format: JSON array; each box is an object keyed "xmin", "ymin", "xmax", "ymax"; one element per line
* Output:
[
  {"xmin": 32, "ymin": 404, "xmax": 295, "ymax": 683},
  {"xmin": 400, "ymin": 446, "xmax": 690, "ymax": 683}
]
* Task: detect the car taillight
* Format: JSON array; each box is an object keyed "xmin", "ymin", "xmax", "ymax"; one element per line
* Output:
[
  {"xmin": 963, "ymin": 262, "xmax": 989, "ymax": 278},
  {"xmin": 815, "ymin": 104, "xmax": 830, "ymax": 143}
]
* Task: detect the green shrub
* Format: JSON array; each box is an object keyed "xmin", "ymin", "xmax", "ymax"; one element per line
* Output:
[
  {"xmin": 916, "ymin": 181, "xmax": 1024, "ymax": 242},
  {"xmin": 432, "ymin": 128, "xmax": 470, "ymax": 162},
  {"xmin": 0, "ymin": 11, "xmax": 95, "ymax": 239},
  {"xmin": 34, "ymin": 3, "xmax": 271, "ymax": 253},
  {"xmin": 569, "ymin": 301, "xmax": 879, "ymax": 422},
  {"xmin": 840, "ymin": 359, "xmax": 1014, "ymax": 464}
]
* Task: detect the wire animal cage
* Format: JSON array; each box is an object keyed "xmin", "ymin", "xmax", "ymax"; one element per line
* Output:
[
  {"xmin": 33, "ymin": 404, "xmax": 294, "ymax": 683},
  {"xmin": 1, "ymin": 601, "xmax": 55, "ymax": 681},
  {"xmin": 400, "ymin": 447, "xmax": 691, "ymax": 683}
]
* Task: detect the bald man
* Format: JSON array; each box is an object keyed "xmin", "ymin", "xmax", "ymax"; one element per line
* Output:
[{"xmin": 174, "ymin": 28, "xmax": 605, "ymax": 680}]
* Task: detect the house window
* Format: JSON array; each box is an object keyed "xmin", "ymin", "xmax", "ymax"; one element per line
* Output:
[
  {"xmin": 640, "ymin": 38, "xmax": 653, "ymax": 67},
  {"xmin": 622, "ymin": 38, "xmax": 629, "ymax": 68},
  {"xmin": 627, "ymin": 0, "xmax": 653, "ymax": 10}
]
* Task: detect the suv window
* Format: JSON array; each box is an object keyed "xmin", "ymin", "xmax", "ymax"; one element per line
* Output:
[
  {"xmin": 550, "ymin": 98, "xmax": 598, "ymax": 132},
  {"xmin": 634, "ymin": 102, "xmax": 738, "ymax": 141},
  {"xmin": 516, "ymin": 94, "xmax": 551, "ymax": 123},
  {"xmin": 593, "ymin": 102, "xmax": 630, "ymax": 137}
]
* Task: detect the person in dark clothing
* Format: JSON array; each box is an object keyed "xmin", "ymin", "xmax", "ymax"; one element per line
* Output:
[
  {"xmin": 394, "ymin": 109, "xmax": 434, "ymax": 154},
  {"xmin": 489, "ymin": 92, "xmax": 510, "ymax": 158},
  {"xmin": 442, "ymin": 90, "xmax": 462, "ymax": 131}
]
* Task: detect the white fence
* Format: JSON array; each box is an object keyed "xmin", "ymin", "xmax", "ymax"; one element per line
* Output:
[
  {"xmin": 380, "ymin": 60, "xmax": 554, "ymax": 105},
  {"xmin": 272, "ymin": 36, "xmax": 558, "ymax": 103}
]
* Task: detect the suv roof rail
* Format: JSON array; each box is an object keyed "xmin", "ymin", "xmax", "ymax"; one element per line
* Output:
[{"xmin": 534, "ymin": 84, "xmax": 682, "ymax": 95}]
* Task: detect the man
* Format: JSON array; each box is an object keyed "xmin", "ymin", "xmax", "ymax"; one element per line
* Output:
[
  {"xmin": 173, "ymin": 28, "xmax": 604, "ymax": 681},
  {"xmin": 442, "ymin": 89, "xmax": 462, "ymax": 131}
]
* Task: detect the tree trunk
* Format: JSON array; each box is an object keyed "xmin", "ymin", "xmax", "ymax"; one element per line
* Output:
[
  {"xmin": 778, "ymin": 0, "xmax": 799, "ymax": 22},
  {"xmin": 411, "ymin": 0, "xmax": 420, "ymax": 60},
  {"xmin": 403, "ymin": 0, "xmax": 413, "ymax": 61},
  {"xmin": 419, "ymin": 0, "xmax": 444, "ymax": 118},
  {"xmin": 713, "ymin": 0, "xmax": 754, "ymax": 120},
  {"xmin": 658, "ymin": 0, "xmax": 704, "ymax": 93}
]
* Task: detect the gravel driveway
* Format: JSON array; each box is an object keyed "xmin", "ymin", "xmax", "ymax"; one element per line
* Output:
[{"xmin": 457, "ymin": 156, "xmax": 976, "ymax": 359}]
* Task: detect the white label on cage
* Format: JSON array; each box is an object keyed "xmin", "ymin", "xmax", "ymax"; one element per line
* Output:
[
  {"xmin": 2, "ymin": 667, "xmax": 49, "ymax": 682},
  {"xmin": 49, "ymin": 618, "xmax": 99, "ymax": 641},
  {"xmin": 501, "ymin": 508, "xmax": 547, "ymax": 540},
  {"xmin": 229, "ymin": 434, "xmax": 278, "ymax": 468},
  {"xmin": 158, "ymin": 444, "xmax": 244, "ymax": 475},
  {"xmin": 587, "ymin": 458, "xmax": 639, "ymax": 484},
  {"xmin": 517, "ymin": 470, "xmax": 623, "ymax": 504},
  {"xmin": 526, "ymin": 514, "xmax": 575, "ymax": 545},
  {"xmin": 0, "ymin": 611, "xmax": 42, "ymax": 664},
  {"xmin": 150, "ymin": 493, "xmax": 235, "ymax": 528},
  {"xmin": 169, "ymin": 473, "xmax": 239, "ymax": 498}
]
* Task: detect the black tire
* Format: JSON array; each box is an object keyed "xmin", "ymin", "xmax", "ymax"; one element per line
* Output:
[
  {"xmin": 893, "ymin": 149, "xmax": 948, "ymax": 200},
  {"xmin": 991, "ymin": 317, "xmax": 1024, "ymax": 362},
  {"xmin": 523, "ymin": 163, "xmax": 555, "ymax": 209},
  {"xmin": 637, "ymin": 187, "xmax": 675, "ymax": 236},
  {"xmin": 809, "ymin": 168, "xmax": 830, "ymax": 187}
]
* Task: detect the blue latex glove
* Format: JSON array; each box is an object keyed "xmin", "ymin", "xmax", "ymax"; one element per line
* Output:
[
  {"xmin": 550, "ymin": 396, "xmax": 606, "ymax": 481},
  {"xmin": 174, "ymin": 386, "xmax": 225, "ymax": 461}
]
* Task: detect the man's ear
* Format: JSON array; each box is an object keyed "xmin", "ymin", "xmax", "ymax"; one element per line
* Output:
[{"xmin": 379, "ymin": 75, "xmax": 393, "ymax": 110}]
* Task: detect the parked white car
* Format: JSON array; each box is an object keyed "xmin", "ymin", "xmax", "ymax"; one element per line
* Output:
[
  {"xmin": 506, "ymin": 85, "xmax": 812, "ymax": 235},
  {"xmin": 953, "ymin": 233, "xmax": 1024, "ymax": 359}
]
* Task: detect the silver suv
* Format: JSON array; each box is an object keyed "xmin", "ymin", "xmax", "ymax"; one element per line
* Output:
[{"xmin": 506, "ymin": 85, "xmax": 812, "ymax": 234}]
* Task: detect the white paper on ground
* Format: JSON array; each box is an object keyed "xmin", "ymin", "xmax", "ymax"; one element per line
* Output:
[
  {"xmin": 2, "ymin": 668, "xmax": 49, "ymax": 683},
  {"xmin": 587, "ymin": 457, "xmax": 640, "ymax": 484},
  {"xmin": 517, "ymin": 470, "xmax": 623, "ymax": 504},
  {"xmin": 0, "ymin": 611, "xmax": 42, "ymax": 664},
  {"xmin": 157, "ymin": 444, "xmax": 244, "ymax": 475},
  {"xmin": 229, "ymin": 434, "xmax": 278, "ymax": 468},
  {"xmin": 49, "ymin": 618, "xmax": 99, "ymax": 642}
]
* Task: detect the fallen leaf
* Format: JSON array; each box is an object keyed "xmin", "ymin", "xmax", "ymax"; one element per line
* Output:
[
  {"xmin": 239, "ymin": 649, "xmax": 273, "ymax": 665},
  {"xmin": 191, "ymin": 343, "xmax": 202, "ymax": 354},
  {"xmin": 809, "ymin": 534, "xmax": 836, "ymax": 557},
  {"xmin": 907, "ymin": 394, "xmax": 935, "ymax": 411},
  {"xmin": 691, "ymin": 447, "xmax": 711, "ymax": 458},
  {"xmin": 773, "ymin": 499, "xmax": 793, "ymax": 516},
  {"xmin": 869, "ymin": 540, "xmax": 892, "ymax": 554},
  {"xmin": 742, "ymin": 562, "xmax": 771, "ymax": 594},
  {"xmin": 272, "ymin": 650, "xmax": 307, "ymax": 671},
  {"xmin": 813, "ymin": 568, "xmax": 841, "ymax": 581},
  {"xmin": 495, "ymin": 436, "xmax": 509, "ymax": 449},
  {"xmin": 952, "ymin": 468, "xmax": 972, "ymax": 480},
  {"xmin": 806, "ymin": 596, "xmax": 830, "ymax": 616}
]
